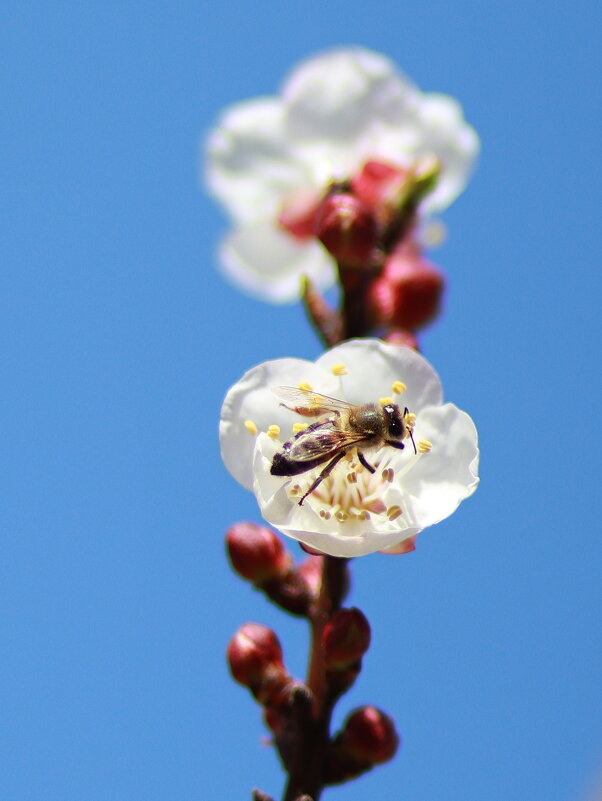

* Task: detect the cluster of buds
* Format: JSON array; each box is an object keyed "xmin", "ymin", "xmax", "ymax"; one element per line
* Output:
[
  {"xmin": 288, "ymin": 158, "xmax": 445, "ymax": 344},
  {"xmin": 226, "ymin": 523, "xmax": 399, "ymax": 793}
]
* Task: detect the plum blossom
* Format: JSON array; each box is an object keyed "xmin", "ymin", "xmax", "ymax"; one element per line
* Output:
[
  {"xmin": 205, "ymin": 48, "xmax": 479, "ymax": 303},
  {"xmin": 219, "ymin": 340, "xmax": 479, "ymax": 557}
]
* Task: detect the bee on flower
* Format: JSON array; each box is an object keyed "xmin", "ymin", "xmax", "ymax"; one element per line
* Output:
[{"xmin": 219, "ymin": 340, "xmax": 479, "ymax": 557}]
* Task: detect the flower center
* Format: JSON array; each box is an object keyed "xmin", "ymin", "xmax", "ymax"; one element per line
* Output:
[{"xmin": 286, "ymin": 449, "xmax": 404, "ymax": 523}]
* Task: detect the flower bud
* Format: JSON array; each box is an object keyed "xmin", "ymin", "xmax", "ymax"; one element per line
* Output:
[
  {"xmin": 314, "ymin": 193, "xmax": 379, "ymax": 267},
  {"xmin": 297, "ymin": 554, "xmax": 323, "ymax": 597},
  {"xmin": 369, "ymin": 243, "xmax": 444, "ymax": 330},
  {"xmin": 226, "ymin": 522, "xmax": 291, "ymax": 583},
  {"xmin": 322, "ymin": 608, "xmax": 371, "ymax": 669},
  {"xmin": 337, "ymin": 706, "xmax": 399, "ymax": 765},
  {"xmin": 351, "ymin": 160, "xmax": 408, "ymax": 218},
  {"xmin": 227, "ymin": 622, "xmax": 284, "ymax": 689},
  {"xmin": 278, "ymin": 188, "xmax": 323, "ymax": 240}
]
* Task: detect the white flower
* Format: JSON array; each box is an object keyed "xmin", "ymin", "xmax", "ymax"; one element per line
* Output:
[
  {"xmin": 220, "ymin": 340, "xmax": 479, "ymax": 557},
  {"xmin": 205, "ymin": 47, "xmax": 479, "ymax": 303}
]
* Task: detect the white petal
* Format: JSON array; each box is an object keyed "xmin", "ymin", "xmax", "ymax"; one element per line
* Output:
[
  {"xmin": 403, "ymin": 403, "xmax": 479, "ymax": 528},
  {"xmin": 315, "ymin": 340, "xmax": 443, "ymax": 410},
  {"xmin": 205, "ymin": 98, "xmax": 310, "ymax": 223},
  {"xmin": 283, "ymin": 47, "xmax": 416, "ymax": 143},
  {"xmin": 218, "ymin": 222, "xmax": 336, "ymax": 303},
  {"xmin": 405, "ymin": 93, "xmax": 480, "ymax": 213},
  {"xmin": 220, "ymin": 359, "xmax": 340, "ymax": 490}
]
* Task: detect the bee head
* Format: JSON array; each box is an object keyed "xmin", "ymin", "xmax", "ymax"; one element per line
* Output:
[{"xmin": 382, "ymin": 404, "xmax": 404, "ymax": 440}]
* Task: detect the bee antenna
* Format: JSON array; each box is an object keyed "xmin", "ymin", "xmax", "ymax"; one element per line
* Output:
[{"xmin": 403, "ymin": 407, "xmax": 417, "ymax": 455}]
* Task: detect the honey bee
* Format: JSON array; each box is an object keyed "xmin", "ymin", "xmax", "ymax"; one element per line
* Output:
[{"xmin": 270, "ymin": 387, "xmax": 416, "ymax": 505}]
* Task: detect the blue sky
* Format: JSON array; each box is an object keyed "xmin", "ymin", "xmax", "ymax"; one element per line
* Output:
[{"xmin": 1, "ymin": 1, "xmax": 601, "ymax": 799}]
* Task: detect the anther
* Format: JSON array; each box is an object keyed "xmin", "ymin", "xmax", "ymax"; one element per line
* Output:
[
  {"xmin": 267, "ymin": 424, "xmax": 281, "ymax": 439},
  {"xmin": 347, "ymin": 471, "xmax": 358, "ymax": 484},
  {"xmin": 357, "ymin": 510, "xmax": 371, "ymax": 520},
  {"xmin": 392, "ymin": 381, "xmax": 407, "ymax": 395},
  {"xmin": 320, "ymin": 509, "xmax": 331, "ymax": 520},
  {"xmin": 244, "ymin": 420, "xmax": 258, "ymax": 436},
  {"xmin": 379, "ymin": 396, "xmax": 394, "ymax": 406},
  {"xmin": 331, "ymin": 363, "xmax": 348, "ymax": 376},
  {"xmin": 382, "ymin": 468, "xmax": 394, "ymax": 482},
  {"xmin": 386, "ymin": 505, "xmax": 403, "ymax": 521},
  {"xmin": 298, "ymin": 381, "xmax": 313, "ymax": 391},
  {"xmin": 404, "ymin": 412, "xmax": 416, "ymax": 427},
  {"xmin": 335, "ymin": 510, "xmax": 349, "ymax": 522},
  {"xmin": 418, "ymin": 439, "xmax": 432, "ymax": 453},
  {"xmin": 290, "ymin": 484, "xmax": 302, "ymax": 497},
  {"xmin": 293, "ymin": 423, "xmax": 308, "ymax": 434}
]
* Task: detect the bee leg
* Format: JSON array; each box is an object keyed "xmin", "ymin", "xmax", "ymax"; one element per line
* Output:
[
  {"xmin": 298, "ymin": 451, "xmax": 347, "ymax": 506},
  {"xmin": 385, "ymin": 440, "xmax": 405, "ymax": 450},
  {"xmin": 357, "ymin": 451, "xmax": 376, "ymax": 473}
]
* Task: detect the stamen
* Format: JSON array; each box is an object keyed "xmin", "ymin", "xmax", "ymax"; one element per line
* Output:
[
  {"xmin": 330, "ymin": 363, "xmax": 347, "ymax": 376},
  {"xmin": 418, "ymin": 439, "xmax": 433, "ymax": 453},
  {"xmin": 267, "ymin": 424, "xmax": 281, "ymax": 439},
  {"xmin": 298, "ymin": 381, "xmax": 313, "ymax": 391},
  {"xmin": 382, "ymin": 468, "xmax": 394, "ymax": 483},
  {"xmin": 386, "ymin": 505, "xmax": 403, "ymax": 521},
  {"xmin": 290, "ymin": 484, "xmax": 302, "ymax": 497},
  {"xmin": 320, "ymin": 509, "xmax": 331, "ymax": 520},
  {"xmin": 335, "ymin": 510, "xmax": 349, "ymax": 522},
  {"xmin": 379, "ymin": 396, "xmax": 394, "ymax": 406},
  {"xmin": 391, "ymin": 380, "xmax": 407, "ymax": 395},
  {"xmin": 293, "ymin": 422, "xmax": 308, "ymax": 434},
  {"xmin": 347, "ymin": 471, "xmax": 358, "ymax": 484},
  {"xmin": 357, "ymin": 510, "xmax": 371, "ymax": 520},
  {"xmin": 244, "ymin": 420, "xmax": 258, "ymax": 436}
]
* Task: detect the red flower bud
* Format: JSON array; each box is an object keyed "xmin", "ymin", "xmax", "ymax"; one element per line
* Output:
[
  {"xmin": 351, "ymin": 160, "xmax": 408, "ymax": 219},
  {"xmin": 227, "ymin": 623, "xmax": 284, "ymax": 689},
  {"xmin": 297, "ymin": 554, "xmax": 323, "ymax": 597},
  {"xmin": 338, "ymin": 706, "xmax": 399, "ymax": 765},
  {"xmin": 226, "ymin": 522, "xmax": 291, "ymax": 583},
  {"xmin": 278, "ymin": 188, "xmax": 323, "ymax": 240},
  {"xmin": 369, "ymin": 243, "xmax": 444, "ymax": 330},
  {"xmin": 314, "ymin": 193, "xmax": 379, "ymax": 267},
  {"xmin": 322, "ymin": 608, "xmax": 371, "ymax": 669}
]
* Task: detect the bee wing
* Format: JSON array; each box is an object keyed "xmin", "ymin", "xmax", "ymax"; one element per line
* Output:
[
  {"xmin": 288, "ymin": 419, "xmax": 368, "ymax": 462},
  {"xmin": 272, "ymin": 386, "xmax": 355, "ymax": 417}
]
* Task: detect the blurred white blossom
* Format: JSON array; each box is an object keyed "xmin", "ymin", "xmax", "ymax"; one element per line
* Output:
[{"xmin": 205, "ymin": 48, "xmax": 479, "ymax": 303}]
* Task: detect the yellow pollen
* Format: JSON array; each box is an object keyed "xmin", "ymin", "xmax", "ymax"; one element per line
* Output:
[
  {"xmin": 335, "ymin": 510, "xmax": 349, "ymax": 522},
  {"xmin": 320, "ymin": 509, "xmax": 331, "ymax": 520},
  {"xmin": 244, "ymin": 420, "xmax": 258, "ymax": 436},
  {"xmin": 392, "ymin": 380, "xmax": 407, "ymax": 395},
  {"xmin": 382, "ymin": 468, "xmax": 394, "ymax": 483},
  {"xmin": 405, "ymin": 412, "xmax": 416, "ymax": 427},
  {"xmin": 331, "ymin": 363, "xmax": 347, "ymax": 376},
  {"xmin": 379, "ymin": 396, "xmax": 394, "ymax": 406},
  {"xmin": 387, "ymin": 505, "xmax": 403, "ymax": 521},
  {"xmin": 347, "ymin": 471, "xmax": 358, "ymax": 484},
  {"xmin": 267, "ymin": 424, "xmax": 281, "ymax": 439},
  {"xmin": 418, "ymin": 439, "xmax": 433, "ymax": 453},
  {"xmin": 298, "ymin": 381, "xmax": 313, "ymax": 391},
  {"xmin": 293, "ymin": 422, "xmax": 308, "ymax": 434}
]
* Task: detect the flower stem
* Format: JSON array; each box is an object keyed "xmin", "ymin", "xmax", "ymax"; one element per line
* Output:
[{"xmin": 281, "ymin": 556, "xmax": 349, "ymax": 801}]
